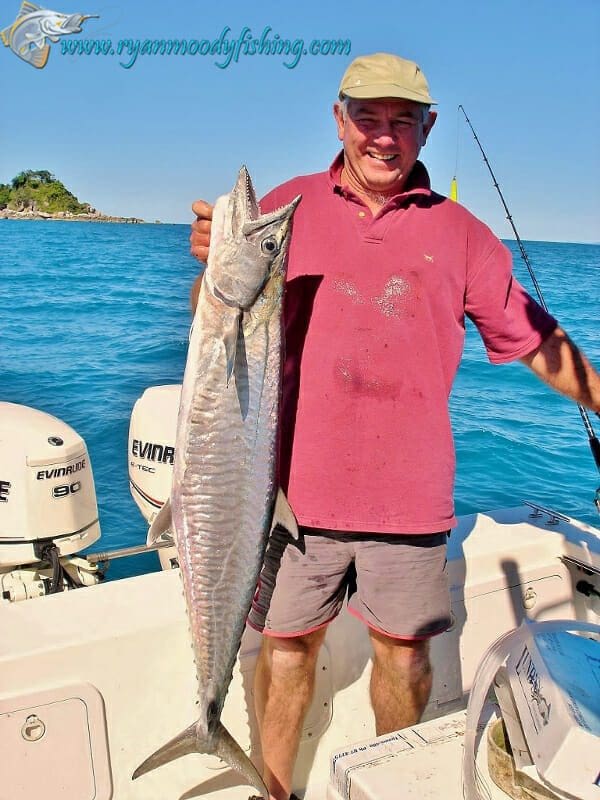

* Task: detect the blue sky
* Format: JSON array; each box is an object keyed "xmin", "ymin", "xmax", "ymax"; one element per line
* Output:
[{"xmin": 1, "ymin": 0, "xmax": 598, "ymax": 242}]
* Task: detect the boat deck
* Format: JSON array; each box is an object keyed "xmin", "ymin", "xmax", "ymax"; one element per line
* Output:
[{"xmin": 1, "ymin": 505, "xmax": 598, "ymax": 799}]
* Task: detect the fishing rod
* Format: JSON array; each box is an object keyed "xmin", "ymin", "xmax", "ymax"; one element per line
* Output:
[{"xmin": 458, "ymin": 105, "xmax": 600, "ymax": 513}]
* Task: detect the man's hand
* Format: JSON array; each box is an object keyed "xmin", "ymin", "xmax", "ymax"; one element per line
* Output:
[
  {"xmin": 190, "ymin": 200, "xmax": 213, "ymax": 264},
  {"xmin": 189, "ymin": 200, "xmax": 214, "ymax": 311}
]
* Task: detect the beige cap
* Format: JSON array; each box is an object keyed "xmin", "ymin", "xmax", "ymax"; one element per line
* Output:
[{"xmin": 338, "ymin": 53, "xmax": 436, "ymax": 104}]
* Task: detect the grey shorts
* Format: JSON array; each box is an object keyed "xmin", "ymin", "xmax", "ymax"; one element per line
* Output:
[{"xmin": 248, "ymin": 526, "xmax": 451, "ymax": 640}]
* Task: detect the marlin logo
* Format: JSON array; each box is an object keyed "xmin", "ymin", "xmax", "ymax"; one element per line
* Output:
[{"xmin": 1, "ymin": 1, "xmax": 97, "ymax": 69}]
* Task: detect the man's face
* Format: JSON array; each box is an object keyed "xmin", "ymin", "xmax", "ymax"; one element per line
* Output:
[{"xmin": 334, "ymin": 98, "xmax": 436, "ymax": 198}]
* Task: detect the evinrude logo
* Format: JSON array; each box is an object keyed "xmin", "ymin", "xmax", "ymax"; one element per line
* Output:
[
  {"xmin": 0, "ymin": 480, "xmax": 11, "ymax": 502},
  {"xmin": 132, "ymin": 439, "xmax": 175, "ymax": 465},
  {"xmin": 36, "ymin": 458, "xmax": 86, "ymax": 480},
  {"xmin": 1, "ymin": 1, "xmax": 97, "ymax": 69},
  {"xmin": 515, "ymin": 645, "xmax": 552, "ymax": 730}
]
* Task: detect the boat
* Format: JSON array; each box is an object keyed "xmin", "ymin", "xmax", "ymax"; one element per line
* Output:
[{"xmin": 1, "ymin": 391, "xmax": 599, "ymax": 800}]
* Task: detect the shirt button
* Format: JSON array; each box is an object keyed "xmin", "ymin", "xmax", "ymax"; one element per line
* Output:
[{"xmin": 358, "ymin": 211, "xmax": 366, "ymax": 218}]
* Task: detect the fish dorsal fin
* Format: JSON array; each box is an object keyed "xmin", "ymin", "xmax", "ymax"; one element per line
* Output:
[
  {"xmin": 271, "ymin": 488, "xmax": 299, "ymax": 540},
  {"xmin": 147, "ymin": 497, "xmax": 173, "ymax": 546},
  {"xmin": 17, "ymin": 1, "xmax": 41, "ymax": 19}
]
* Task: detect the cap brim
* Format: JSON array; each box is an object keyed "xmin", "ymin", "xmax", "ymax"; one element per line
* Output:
[{"xmin": 340, "ymin": 84, "xmax": 437, "ymax": 104}]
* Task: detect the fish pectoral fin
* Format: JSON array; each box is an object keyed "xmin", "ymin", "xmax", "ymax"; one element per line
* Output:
[
  {"xmin": 272, "ymin": 487, "xmax": 299, "ymax": 540},
  {"xmin": 147, "ymin": 497, "xmax": 173, "ymax": 546},
  {"xmin": 132, "ymin": 719, "xmax": 268, "ymax": 798},
  {"xmin": 223, "ymin": 309, "xmax": 242, "ymax": 387}
]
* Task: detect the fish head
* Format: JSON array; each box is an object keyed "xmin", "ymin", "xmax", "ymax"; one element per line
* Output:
[
  {"xmin": 38, "ymin": 11, "xmax": 96, "ymax": 38},
  {"xmin": 208, "ymin": 166, "xmax": 301, "ymax": 310},
  {"xmin": 37, "ymin": 12, "xmax": 72, "ymax": 37}
]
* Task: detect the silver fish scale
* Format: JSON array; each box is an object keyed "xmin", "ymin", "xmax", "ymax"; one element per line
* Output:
[{"xmin": 173, "ymin": 292, "xmax": 282, "ymax": 726}]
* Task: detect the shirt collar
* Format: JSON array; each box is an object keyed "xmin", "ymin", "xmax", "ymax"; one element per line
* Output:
[{"xmin": 327, "ymin": 150, "xmax": 432, "ymax": 203}]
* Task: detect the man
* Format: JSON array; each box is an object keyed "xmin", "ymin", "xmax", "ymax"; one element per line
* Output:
[{"xmin": 190, "ymin": 54, "xmax": 600, "ymax": 800}]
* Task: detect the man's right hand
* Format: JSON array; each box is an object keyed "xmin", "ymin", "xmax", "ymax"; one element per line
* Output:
[
  {"xmin": 190, "ymin": 200, "xmax": 214, "ymax": 264},
  {"xmin": 189, "ymin": 200, "xmax": 213, "ymax": 311}
]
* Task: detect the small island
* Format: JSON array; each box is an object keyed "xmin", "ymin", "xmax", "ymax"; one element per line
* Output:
[{"xmin": 0, "ymin": 170, "xmax": 144, "ymax": 223}]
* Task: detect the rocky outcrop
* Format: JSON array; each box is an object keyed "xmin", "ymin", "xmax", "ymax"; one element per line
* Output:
[
  {"xmin": 0, "ymin": 172, "xmax": 146, "ymax": 222},
  {"xmin": 0, "ymin": 208, "xmax": 145, "ymax": 223}
]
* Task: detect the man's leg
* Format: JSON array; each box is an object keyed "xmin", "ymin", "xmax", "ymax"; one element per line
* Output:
[
  {"xmin": 348, "ymin": 532, "xmax": 449, "ymax": 735},
  {"xmin": 369, "ymin": 629, "xmax": 432, "ymax": 735},
  {"xmin": 254, "ymin": 628, "xmax": 328, "ymax": 800}
]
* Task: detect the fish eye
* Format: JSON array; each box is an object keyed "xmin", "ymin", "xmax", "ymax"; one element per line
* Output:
[{"xmin": 261, "ymin": 236, "xmax": 279, "ymax": 255}]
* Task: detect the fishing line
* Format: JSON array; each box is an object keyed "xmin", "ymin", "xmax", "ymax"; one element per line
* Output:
[
  {"xmin": 454, "ymin": 105, "xmax": 461, "ymax": 178},
  {"xmin": 458, "ymin": 105, "xmax": 600, "ymax": 511},
  {"xmin": 450, "ymin": 106, "xmax": 461, "ymax": 203}
]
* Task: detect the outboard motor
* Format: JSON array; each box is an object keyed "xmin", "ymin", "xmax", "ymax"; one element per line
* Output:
[
  {"xmin": 128, "ymin": 385, "xmax": 180, "ymax": 570},
  {"xmin": 0, "ymin": 402, "xmax": 102, "ymax": 602}
]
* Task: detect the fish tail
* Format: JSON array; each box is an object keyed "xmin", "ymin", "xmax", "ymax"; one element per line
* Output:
[
  {"xmin": 132, "ymin": 718, "xmax": 268, "ymax": 798},
  {"xmin": 132, "ymin": 721, "xmax": 197, "ymax": 778},
  {"xmin": 214, "ymin": 720, "xmax": 269, "ymax": 798}
]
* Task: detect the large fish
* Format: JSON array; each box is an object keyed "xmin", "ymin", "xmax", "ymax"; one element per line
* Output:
[
  {"xmin": 132, "ymin": 167, "xmax": 301, "ymax": 797},
  {"xmin": 0, "ymin": 1, "xmax": 97, "ymax": 69}
]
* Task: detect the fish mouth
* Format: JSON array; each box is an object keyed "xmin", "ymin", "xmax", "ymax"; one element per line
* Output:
[
  {"xmin": 225, "ymin": 166, "xmax": 261, "ymax": 243},
  {"xmin": 60, "ymin": 13, "xmax": 99, "ymax": 33},
  {"xmin": 238, "ymin": 165, "xmax": 259, "ymax": 222}
]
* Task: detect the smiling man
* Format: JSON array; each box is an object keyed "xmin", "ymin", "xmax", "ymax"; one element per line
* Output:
[
  {"xmin": 189, "ymin": 53, "xmax": 600, "ymax": 800},
  {"xmin": 336, "ymin": 98, "xmax": 435, "ymax": 200},
  {"xmin": 333, "ymin": 56, "xmax": 437, "ymax": 206}
]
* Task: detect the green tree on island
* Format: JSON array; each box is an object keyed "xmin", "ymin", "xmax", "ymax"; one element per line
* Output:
[
  {"xmin": 0, "ymin": 184, "xmax": 11, "ymax": 209},
  {"xmin": 11, "ymin": 170, "xmax": 56, "ymax": 189},
  {"xmin": 1, "ymin": 170, "xmax": 91, "ymax": 214}
]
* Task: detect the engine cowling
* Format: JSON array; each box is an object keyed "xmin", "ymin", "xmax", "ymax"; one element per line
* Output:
[
  {"xmin": 128, "ymin": 385, "xmax": 180, "ymax": 569},
  {"xmin": 0, "ymin": 402, "xmax": 101, "ymax": 569}
]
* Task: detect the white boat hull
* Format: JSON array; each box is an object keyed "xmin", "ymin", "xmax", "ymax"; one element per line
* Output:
[{"xmin": 1, "ymin": 505, "xmax": 598, "ymax": 799}]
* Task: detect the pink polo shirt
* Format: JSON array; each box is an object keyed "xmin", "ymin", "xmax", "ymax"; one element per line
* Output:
[{"xmin": 261, "ymin": 154, "xmax": 557, "ymax": 534}]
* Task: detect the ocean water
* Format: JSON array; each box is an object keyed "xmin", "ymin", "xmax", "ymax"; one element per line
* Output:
[{"xmin": 0, "ymin": 220, "xmax": 598, "ymax": 581}]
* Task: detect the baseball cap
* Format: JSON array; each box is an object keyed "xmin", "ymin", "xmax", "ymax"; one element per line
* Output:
[{"xmin": 338, "ymin": 53, "xmax": 436, "ymax": 104}]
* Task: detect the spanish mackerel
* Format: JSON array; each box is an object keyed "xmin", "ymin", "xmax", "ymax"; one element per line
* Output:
[{"xmin": 132, "ymin": 167, "xmax": 301, "ymax": 796}]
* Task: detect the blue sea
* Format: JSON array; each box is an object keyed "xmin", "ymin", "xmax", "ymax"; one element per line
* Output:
[{"xmin": 1, "ymin": 220, "xmax": 598, "ymax": 581}]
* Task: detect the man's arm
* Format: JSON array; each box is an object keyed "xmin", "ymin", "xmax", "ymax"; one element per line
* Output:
[{"xmin": 520, "ymin": 326, "xmax": 600, "ymax": 412}]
